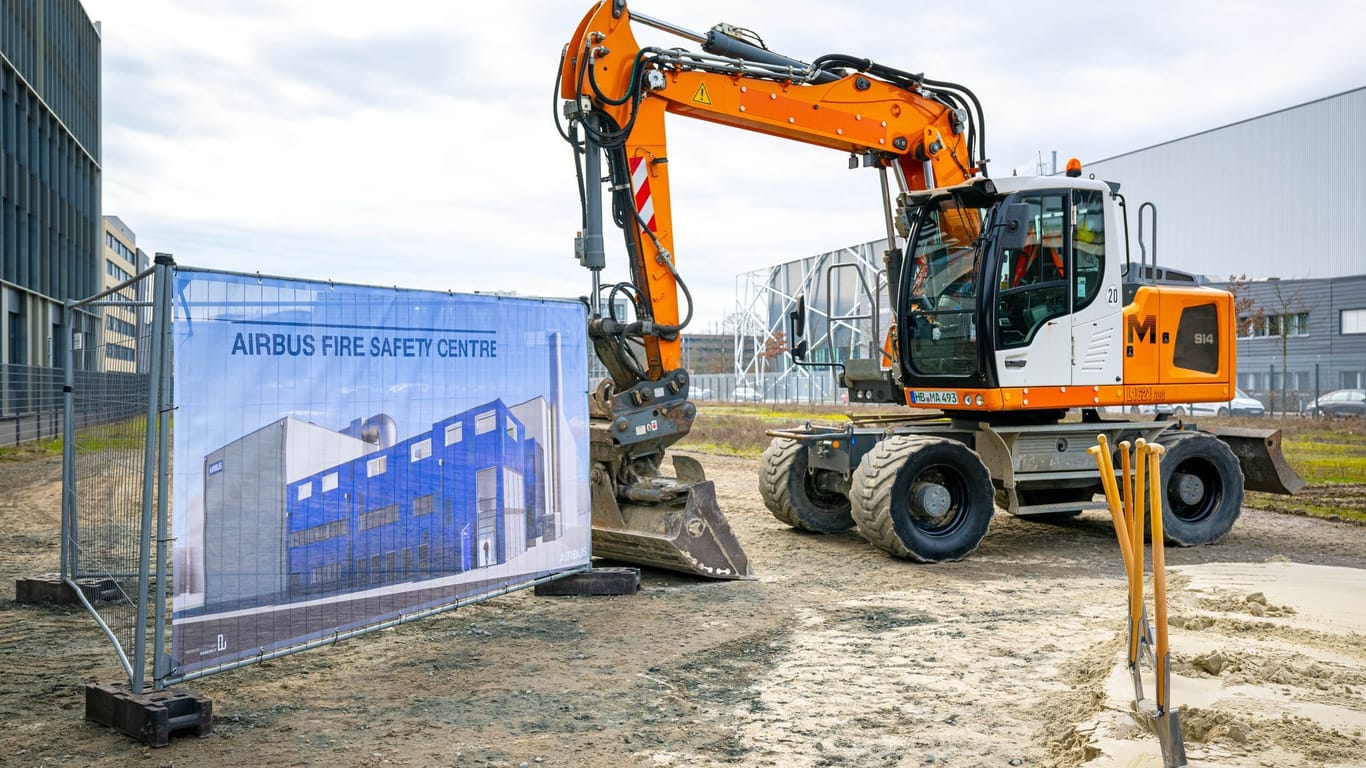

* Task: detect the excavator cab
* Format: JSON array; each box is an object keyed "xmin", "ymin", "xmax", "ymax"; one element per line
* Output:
[{"xmin": 888, "ymin": 176, "xmax": 1129, "ymax": 406}]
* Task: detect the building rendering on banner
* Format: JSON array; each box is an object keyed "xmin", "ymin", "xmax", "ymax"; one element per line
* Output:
[
  {"xmin": 1, "ymin": 0, "xmax": 102, "ymax": 374},
  {"xmin": 284, "ymin": 398, "xmax": 558, "ymax": 597},
  {"xmin": 202, "ymin": 398, "xmax": 563, "ymax": 610},
  {"xmin": 734, "ymin": 87, "xmax": 1366, "ymax": 408}
]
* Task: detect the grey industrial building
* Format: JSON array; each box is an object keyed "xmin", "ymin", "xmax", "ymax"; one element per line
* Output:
[
  {"xmin": 1, "ymin": 0, "xmax": 102, "ymax": 375},
  {"xmin": 1086, "ymin": 87, "xmax": 1366, "ymax": 410}
]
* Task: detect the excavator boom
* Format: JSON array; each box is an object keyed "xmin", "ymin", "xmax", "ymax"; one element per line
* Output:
[{"xmin": 558, "ymin": 1, "xmax": 987, "ymax": 576}]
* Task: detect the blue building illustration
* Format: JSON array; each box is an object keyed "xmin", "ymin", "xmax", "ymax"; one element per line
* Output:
[{"xmin": 283, "ymin": 398, "xmax": 552, "ymax": 596}]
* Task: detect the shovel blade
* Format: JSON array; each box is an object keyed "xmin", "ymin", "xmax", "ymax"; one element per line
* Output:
[
  {"xmin": 592, "ymin": 479, "xmax": 752, "ymax": 579},
  {"xmin": 1154, "ymin": 710, "xmax": 1187, "ymax": 768},
  {"xmin": 1208, "ymin": 426, "xmax": 1305, "ymax": 495}
]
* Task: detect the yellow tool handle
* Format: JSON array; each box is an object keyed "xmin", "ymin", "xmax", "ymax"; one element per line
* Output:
[
  {"xmin": 1089, "ymin": 439, "xmax": 1137, "ymax": 571},
  {"xmin": 1131, "ymin": 439, "xmax": 1147, "ymax": 576},
  {"xmin": 1147, "ymin": 443, "xmax": 1170, "ymax": 710},
  {"xmin": 1089, "ymin": 437, "xmax": 1144, "ymax": 668},
  {"xmin": 1129, "ymin": 441, "xmax": 1150, "ymax": 663}
]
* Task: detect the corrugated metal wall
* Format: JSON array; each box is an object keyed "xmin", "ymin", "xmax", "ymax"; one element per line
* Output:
[{"xmin": 1085, "ymin": 87, "xmax": 1366, "ymax": 281}]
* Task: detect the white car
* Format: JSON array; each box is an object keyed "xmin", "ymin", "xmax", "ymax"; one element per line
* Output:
[
  {"xmin": 1104, "ymin": 388, "xmax": 1265, "ymax": 418},
  {"xmin": 732, "ymin": 386, "xmax": 763, "ymax": 402},
  {"xmin": 1150, "ymin": 388, "xmax": 1265, "ymax": 417}
]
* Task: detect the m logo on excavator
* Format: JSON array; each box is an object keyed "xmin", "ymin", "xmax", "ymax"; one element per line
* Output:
[{"xmin": 1127, "ymin": 314, "xmax": 1157, "ymax": 344}]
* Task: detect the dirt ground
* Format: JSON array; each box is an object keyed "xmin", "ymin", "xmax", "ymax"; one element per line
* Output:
[{"xmin": 1, "ymin": 447, "xmax": 1363, "ymax": 768}]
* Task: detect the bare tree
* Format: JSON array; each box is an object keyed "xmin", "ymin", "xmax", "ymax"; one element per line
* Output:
[
  {"xmin": 1226, "ymin": 274, "xmax": 1265, "ymax": 337},
  {"xmin": 1265, "ymin": 279, "xmax": 1307, "ymax": 417},
  {"xmin": 761, "ymin": 330, "xmax": 789, "ymax": 361}
]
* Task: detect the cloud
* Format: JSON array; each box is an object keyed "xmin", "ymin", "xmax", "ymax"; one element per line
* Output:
[{"xmin": 80, "ymin": 0, "xmax": 1366, "ymax": 331}]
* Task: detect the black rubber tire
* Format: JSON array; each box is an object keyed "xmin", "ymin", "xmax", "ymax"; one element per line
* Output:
[
  {"xmin": 1155, "ymin": 431, "xmax": 1244, "ymax": 546},
  {"xmin": 1216, "ymin": 407, "xmax": 1230, "ymax": 417},
  {"xmin": 850, "ymin": 435, "xmax": 994, "ymax": 562},
  {"xmin": 1172, "ymin": 405, "xmax": 1187, "ymax": 417},
  {"xmin": 759, "ymin": 438, "xmax": 854, "ymax": 533}
]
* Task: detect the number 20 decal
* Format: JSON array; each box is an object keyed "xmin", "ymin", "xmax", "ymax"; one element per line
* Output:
[{"xmin": 1106, "ymin": 286, "xmax": 1120, "ymax": 305}]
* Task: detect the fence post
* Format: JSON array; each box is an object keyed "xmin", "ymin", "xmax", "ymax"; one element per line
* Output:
[
  {"xmin": 1269, "ymin": 363, "xmax": 1276, "ymax": 415},
  {"xmin": 151, "ymin": 255, "xmax": 176, "ymax": 686},
  {"xmin": 131, "ymin": 258, "xmax": 172, "ymax": 694},
  {"xmin": 61, "ymin": 302, "xmax": 76, "ymax": 579}
]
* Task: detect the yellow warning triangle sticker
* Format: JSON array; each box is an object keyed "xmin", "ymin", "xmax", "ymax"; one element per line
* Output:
[{"xmin": 692, "ymin": 83, "xmax": 712, "ymax": 106}]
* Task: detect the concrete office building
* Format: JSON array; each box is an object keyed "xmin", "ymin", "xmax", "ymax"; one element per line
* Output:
[
  {"xmin": 101, "ymin": 215, "xmax": 146, "ymax": 372},
  {"xmin": 1, "ymin": 0, "xmax": 102, "ymax": 376}
]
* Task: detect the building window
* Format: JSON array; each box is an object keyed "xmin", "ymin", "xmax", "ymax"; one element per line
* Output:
[
  {"xmin": 105, "ymin": 259, "xmax": 133, "ymax": 283},
  {"xmin": 1240, "ymin": 311, "xmax": 1310, "ymax": 338},
  {"xmin": 289, "ymin": 519, "xmax": 347, "ymax": 548},
  {"xmin": 475, "ymin": 410, "xmax": 497, "ymax": 435},
  {"xmin": 105, "ymin": 343, "xmax": 136, "ymax": 361},
  {"xmin": 413, "ymin": 494, "xmax": 434, "ymax": 516},
  {"xmin": 105, "ymin": 315, "xmax": 137, "ymax": 336},
  {"xmin": 359, "ymin": 504, "xmax": 399, "ymax": 531},
  {"xmin": 410, "ymin": 438, "xmax": 432, "ymax": 462},
  {"xmin": 367, "ymin": 455, "xmax": 387, "ymax": 477},
  {"xmin": 1268, "ymin": 370, "xmax": 1310, "ymax": 391},
  {"xmin": 444, "ymin": 422, "xmax": 463, "ymax": 446},
  {"xmin": 1344, "ymin": 371, "xmax": 1364, "ymax": 389},
  {"xmin": 1342, "ymin": 309, "xmax": 1366, "ymax": 335}
]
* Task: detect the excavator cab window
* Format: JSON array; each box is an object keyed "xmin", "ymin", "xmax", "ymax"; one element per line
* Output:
[
  {"xmin": 904, "ymin": 198, "xmax": 988, "ymax": 377},
  {"xmin": 1072, "ymin": 189, "xmax": 1106, "ymax": 310},
  {"xmin": 996, "ymin": 193, "xmax": 1069, "ymax": 349}
]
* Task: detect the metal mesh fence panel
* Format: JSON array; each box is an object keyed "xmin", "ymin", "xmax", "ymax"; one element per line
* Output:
[
  {"xmin": 62, "ymin": 260, "xmax": 172, "ymax": 692},
  {"xmin": 0, "ymin": 364, "xmax": 65, "ymax": 447}
]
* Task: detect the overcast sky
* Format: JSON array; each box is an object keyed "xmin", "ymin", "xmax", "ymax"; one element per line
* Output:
[{"xmin": 80, "ymin": 0, "xmax": 1366, "ymax": 332}]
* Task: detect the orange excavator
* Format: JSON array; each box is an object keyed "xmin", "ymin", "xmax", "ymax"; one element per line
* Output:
[{"xmin": 557, "ymin": 2, "xmax": 1301, "ymax": 576}]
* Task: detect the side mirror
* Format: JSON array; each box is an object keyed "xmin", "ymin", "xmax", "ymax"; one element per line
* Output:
[
  {"xmin": 998, "ymin": 203, "xmax": 1031, "ymax": 251},
  {"xmin": 789, "ymin": 295, "xmax": 807, "ymax": 362}
]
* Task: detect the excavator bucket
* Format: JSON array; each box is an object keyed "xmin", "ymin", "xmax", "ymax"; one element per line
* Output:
[
  {"xmin": 590, "ymin": 457, "xmax": 752, "ymax": 579},
  {"xmin": 1206, "ymin": 426, "xmax": 1306, "ymax": 495}
]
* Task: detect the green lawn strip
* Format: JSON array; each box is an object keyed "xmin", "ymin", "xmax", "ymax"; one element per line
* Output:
[{"xmin": 1281, "ymin": 437, "xmax": 1366, "ymax": 485}]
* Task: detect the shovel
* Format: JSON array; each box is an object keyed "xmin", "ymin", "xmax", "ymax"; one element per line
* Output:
[{"xmin": 1089, "ymin": 437, "xmax": 1187, "ymax": 768}]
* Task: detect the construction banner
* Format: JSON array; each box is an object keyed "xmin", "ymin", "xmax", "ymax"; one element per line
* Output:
[{"xmin": 169, "ymin": 269, "xmax": 591, "ymax": 676}]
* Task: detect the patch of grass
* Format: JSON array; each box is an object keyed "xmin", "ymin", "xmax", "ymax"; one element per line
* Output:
[
  {"xmin": 1246, "ymin": 492, "xmax": 1366, "ymax": 525},
  {"xmin": 676, "ymin": 403, "xmax": 895, "ymax": 457},
  {"xmin": 0, "ymin": 439, "xmax": 62, "ymax": 461},
  {"xmin": 72, "ymin": 417, "xmax": 148, "ymax": 452},
  {"xmin": 1281, "ymin": 436, "xmax": 1366, "ymax": 485},
  {"xmin": 676, "ymin": 413, "xmax": 779, "ymax": 458},
  {"xmin": 0, "ymin": 415, "xmax": 150, "ymax": 461}
]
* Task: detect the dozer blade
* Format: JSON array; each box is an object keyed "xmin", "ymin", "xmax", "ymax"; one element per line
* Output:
[
  {"xmin": 591, "ymin": 475, "xmax": 752, "ymax": 580},
  {"xmin": 1207, "ymin": 426, "xmax": 1306, "ymax": 495}
]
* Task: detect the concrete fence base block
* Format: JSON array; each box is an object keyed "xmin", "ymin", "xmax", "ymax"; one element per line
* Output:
[
  {"xmin": 14, "ymin": 574, "xmax": 123, "ymax": 605},
  {"xmin": 534, "ymin": 567, "xmax": 641, "ymax": 596},
  {"xmin": 85, "ymin": 682, "xmax": 213, "ymax": 747}
]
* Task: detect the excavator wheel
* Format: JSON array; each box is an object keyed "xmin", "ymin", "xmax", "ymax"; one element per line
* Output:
[
  {"xmin": 760, "ymin": 438, "xmax": 854, "ymax": 534},
  {"xmin": 1155, "ymin": 431, "xmax": 1245, "ymax": 546},
  {"xmin": 850, "ymin": 435, "xmax": 994, "ymax": 562}
]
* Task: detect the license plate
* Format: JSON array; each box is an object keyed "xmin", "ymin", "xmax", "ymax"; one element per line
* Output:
[{"xmin": 910, "ymin": 390, "xmax": 959, "ymax": 405}]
